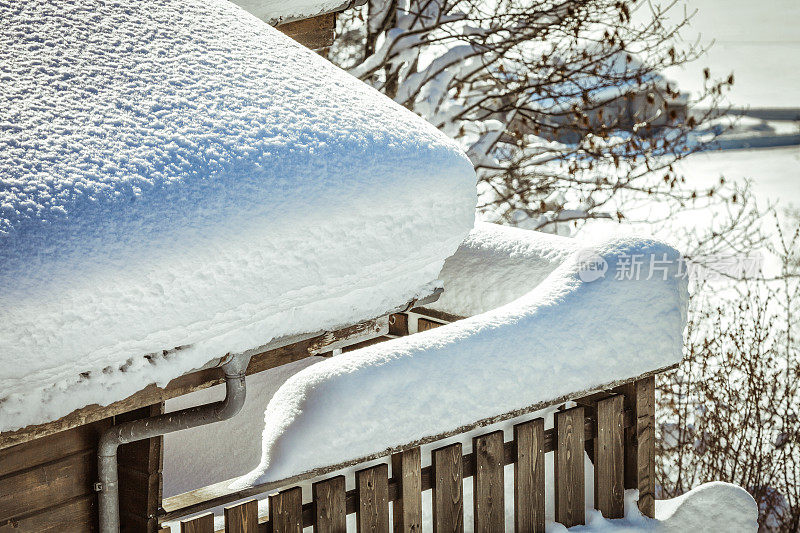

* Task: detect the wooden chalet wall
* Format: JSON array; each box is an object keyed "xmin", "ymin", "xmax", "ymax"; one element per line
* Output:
[
  {"xmin": 0, "ymin": 405, "xmax": 163, "ymax": 533},
  {"xmin": 277, "ymin": 13, "xmax": 337, "ymax": 55}
]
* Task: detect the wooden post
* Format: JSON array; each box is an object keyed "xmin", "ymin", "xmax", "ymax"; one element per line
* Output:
[
  {"xmin": 473, "ymin": 431, "xmax": 504, "ymax": 532},
  {"xmin": 595, "ymin": 395, "xmax": 625, "ymax": 519},
  {"xmin": 616, "ymin": 377, "xmax": 656, "ymax": 518},
  {"xmin": 514, "ymin": 418, "xmax": 545, "ymax": 533},
  {"xmin": 392, "ymin": 448, "xmax": 423, "ymax": 532},
  {"xmin": 180, "ymin": 513, "xmax": 214, "ymax": 533},
  {"xmin": 636, "ymin": 376, "xmax": 656, "ymax": 518},
  {"xmin": 432, "ymin": 443, "xmax": 463, "ymax": 533},
  {"xmin": 356, "ymin": 463, "xmax": 389, "ymax": 533},
  {"xmin": 224, "ymin": 500, "xmax": 259, "ymax": 532},
  {"xmin": 269, "ymin": 487, "xmax": 303, "ymax": 533},
  {"xmin": 313, "ymin": 475, "xmax": 347, "ymax": 533},
  {"xmin": 117, "ymin": 402, "xmax": 165, "ymax": 533},
  {"xmin": 554, "ymin": 406, "xmax": 585, "ymax": 527}
]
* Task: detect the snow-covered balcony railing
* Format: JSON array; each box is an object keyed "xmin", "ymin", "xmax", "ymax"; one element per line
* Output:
[{"xmin": 157, "ymin": 224, "xmax": 688, "ymax": 531}]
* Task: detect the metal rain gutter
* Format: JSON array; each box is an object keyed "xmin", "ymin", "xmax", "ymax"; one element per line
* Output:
[{"xmin": 96, "ymin": 354, "xmax": 251, "ymax": 533}]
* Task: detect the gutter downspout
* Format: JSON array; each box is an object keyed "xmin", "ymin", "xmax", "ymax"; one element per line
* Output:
[{"xmin": 96, "ymin": 354, "xmax": 250, "ymax": 533}]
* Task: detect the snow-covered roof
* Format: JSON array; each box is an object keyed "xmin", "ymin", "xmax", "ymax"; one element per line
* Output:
[
  {"xmin": 0, "ymin": 0, "xmax": 475, "ymax": 432},
  {"xmin": 230, "ymin": 0, "xmax": 353, "ymax": 24},
  {"xmin": 235, "ymin": 227, "xmax": 688, "ymax": 485}
]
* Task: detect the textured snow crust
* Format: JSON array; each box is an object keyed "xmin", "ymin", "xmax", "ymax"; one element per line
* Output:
[
  {"xmin": 236, "ymin": 232, "xmax": 689, "ymax": 485},
  {"xmin": 0, "ymin": 0, "xmax": 476, "ymax": 431},
  {"xmin": 231, "ymin": 0, "xmax": 348, "ymax": 23},
  {"xmin": 430, "ymin": 222, "xmax": 580, "ymax": 317}
]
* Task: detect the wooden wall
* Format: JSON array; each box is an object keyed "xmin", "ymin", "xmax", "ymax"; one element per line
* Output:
[
  {"xmin": 0, "ymin": 405, "xmax": 163, "ymax": 533},
  {"xmin": 277, "ymin": 12, "xmax": 336, "ymax": 55}
]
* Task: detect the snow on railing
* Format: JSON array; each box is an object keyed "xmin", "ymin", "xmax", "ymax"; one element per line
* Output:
[{"xmin": 159, "ymin": 372, "xmax": 660, "ymax": 532}]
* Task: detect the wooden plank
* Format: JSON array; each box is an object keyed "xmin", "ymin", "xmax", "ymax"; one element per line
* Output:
[
  {"xmin": 388, "ymin": 313, "xmax": 409, "ymax": 336},
  {"xmin": 410, "ymin": 307, "xmax": 465, "ymax": 324},
  {"xmin": 118, "ymin": 403, "xmax": 164, "ymax": 533},
  {"xmin": 309, "ymin": 316, "xmax": 389, "ymax": 355},
  {"xmin": 554, "ymin": 407, "xmax": 585, "ymax": 527},
  {"xmin": 313, "ymin": 476, "xmax": 346, "ymax": 533},
  {"xmin": 180, "ymin": 512, "xmax": 214, "ymax": 533},
  {"xmin": 224, "ymin": 500, "xmax": 258, "ymax": 532},
  {"xmin": 594, "ymin": 395, "xmax": 625, "ymax": 519},
  {"xmin": 0, "ymin": 449, "xmax": 95, "ymax": 519},
  {"xmin": 356, "ymin": 464, "xmax": 389, "ymax": 533},
  {"xmin": 615, "ymin": 382, "xmax": 638, "ymax": 491},
  {"xmin": 0, "ymin": 419, "xmax": 109, "ymax": 478},
  {"xmin": 269, "ymin": 487, "xmax": 303, "ymax": 533},
  {"xmin": 636, "ymin": 376, "xmax": 656, "ymax": 518},
  {"xmin": 391, "ymin": 448, "xmax": 422, "ymax": 533},
  {"xmin": 432, "ymin": 443, "xmax": 463, "ymax": 533},
  {"xmin": 473, "ymin": 431, "xmax": 504, "ymax": 532},
  {"xmin": 417, "ymin": 318, "xmax": 443, "ymax": 332},
  {"xmin": 277, "ymin": 12, "xmax": 336, "ymax": 52},
  {"xmin": 0, "ymin": 493, "xmax": 97, "ymax": 533},
  {"xmin": 159, "ymin": 528, "xmax": 171, "ymax": 533},
  {"xmin": 514, "ymin": 418, "xmax": 545, "ymax": 533}
]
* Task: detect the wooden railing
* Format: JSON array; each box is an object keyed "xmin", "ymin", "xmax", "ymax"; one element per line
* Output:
[{"xmin": 159, "ymin": 375, "xmax": 657, "ymax": 533}]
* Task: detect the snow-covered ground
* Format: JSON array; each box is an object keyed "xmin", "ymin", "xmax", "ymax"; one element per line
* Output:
[
  {"xmin": 660, "ymin": 0, "xmax": 800, "ymax": 108},
  {"xmin": 675, "ymin": 146, "xmax": 800, "ymax": 210}
]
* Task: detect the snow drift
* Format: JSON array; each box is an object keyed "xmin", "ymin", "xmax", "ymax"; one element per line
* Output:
[
  {"xmin": 236, "ymin": 230, "xmax": 689, "ymax": 485},
  {"xmin": 0, "ymin": 0, "xmax": 476, "ymax": 431}
]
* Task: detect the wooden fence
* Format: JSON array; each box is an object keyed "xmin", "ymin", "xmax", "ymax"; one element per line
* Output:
[{"xmin": 160, "ymin": 376, "xmax": 655, "ymax": 533}]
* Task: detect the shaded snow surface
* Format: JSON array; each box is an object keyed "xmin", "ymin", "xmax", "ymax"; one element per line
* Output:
[
  {"xmin": 0, "ymin": 0, "xmax": 476, "ymax": 431},
  {"xmin": 230, "ymin": 0, "xmax": 346, "ymax": 23},
  {"xmin": 561, "ymin": 483, "xmax": 758, "ymax": 532}
]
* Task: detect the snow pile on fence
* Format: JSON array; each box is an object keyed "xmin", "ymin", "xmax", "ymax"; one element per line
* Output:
[
  {"xmin": 231, "ymin": 0, "xmax": 347, "ymax": 23},
  {"xmin": 0, "ymin": 0, "xmax": 476, "ymax": 432},
  {"xmin": 235, "ymin": 232, "xmax": 688, "ymax": 485}
]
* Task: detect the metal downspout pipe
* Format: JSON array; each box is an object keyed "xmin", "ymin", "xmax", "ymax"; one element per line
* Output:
[{"xmin": 97, "ymin": 355, "xmax": 250, "ymax": 533}]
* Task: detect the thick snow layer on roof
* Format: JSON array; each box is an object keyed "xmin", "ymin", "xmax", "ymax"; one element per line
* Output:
[
  {"xmin": 231, "ymin": 0, "xmax": 349, "ymax": 23},
  {"xmin": 234, "ymin": 234, "xmax": 688, "ymax": 485},
  {"xmin": 0, "ymin": 0, "xmax": 475, "ymax": 432}
]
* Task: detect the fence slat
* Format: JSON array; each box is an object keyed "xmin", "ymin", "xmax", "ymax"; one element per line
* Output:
[
  {"xmin": 616, "ymin": 382, "xmax": 638, "ymax": 491},
  {"xmin": 595, "ymin": 395, "xmax": 625, "ymax": 519},
  {"xmin": 180, "ymin": 512, "xmax": 214, "ymax": 533},
  {"xmin": 473, "ymin": 431, "xmax": 504, "ymax": 532},
  {"xmin": 432, "ymin": 443, "xmax": 463, "ymax": 533},
  {"xmin": 392, "ymin": 447, "xmax": 422, "ymax": 532},
  {"xmin": 636, "ymin": 376, "xmax": 656, "ymax": 518},
  {"xmin": 514, "ymin": 418, "xmax": 545, "ymax": 533},
  {"xmin": 224, "ymin": 499, "xmax": 259, "ymax": 532},
  {"xmin": 555, "ymin": 406, "xmax": 585, "ymax": 527},
  {"xmin": 356, "ymin": 463, "xmax": 389, "ymax": 533},
  {"xmin": 269, "ymin": 486, "xmax": 303, "ymax": 533},
  {"xmin": 313, "ymin": 475, "xmax": 347, "ymax": 533}
]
